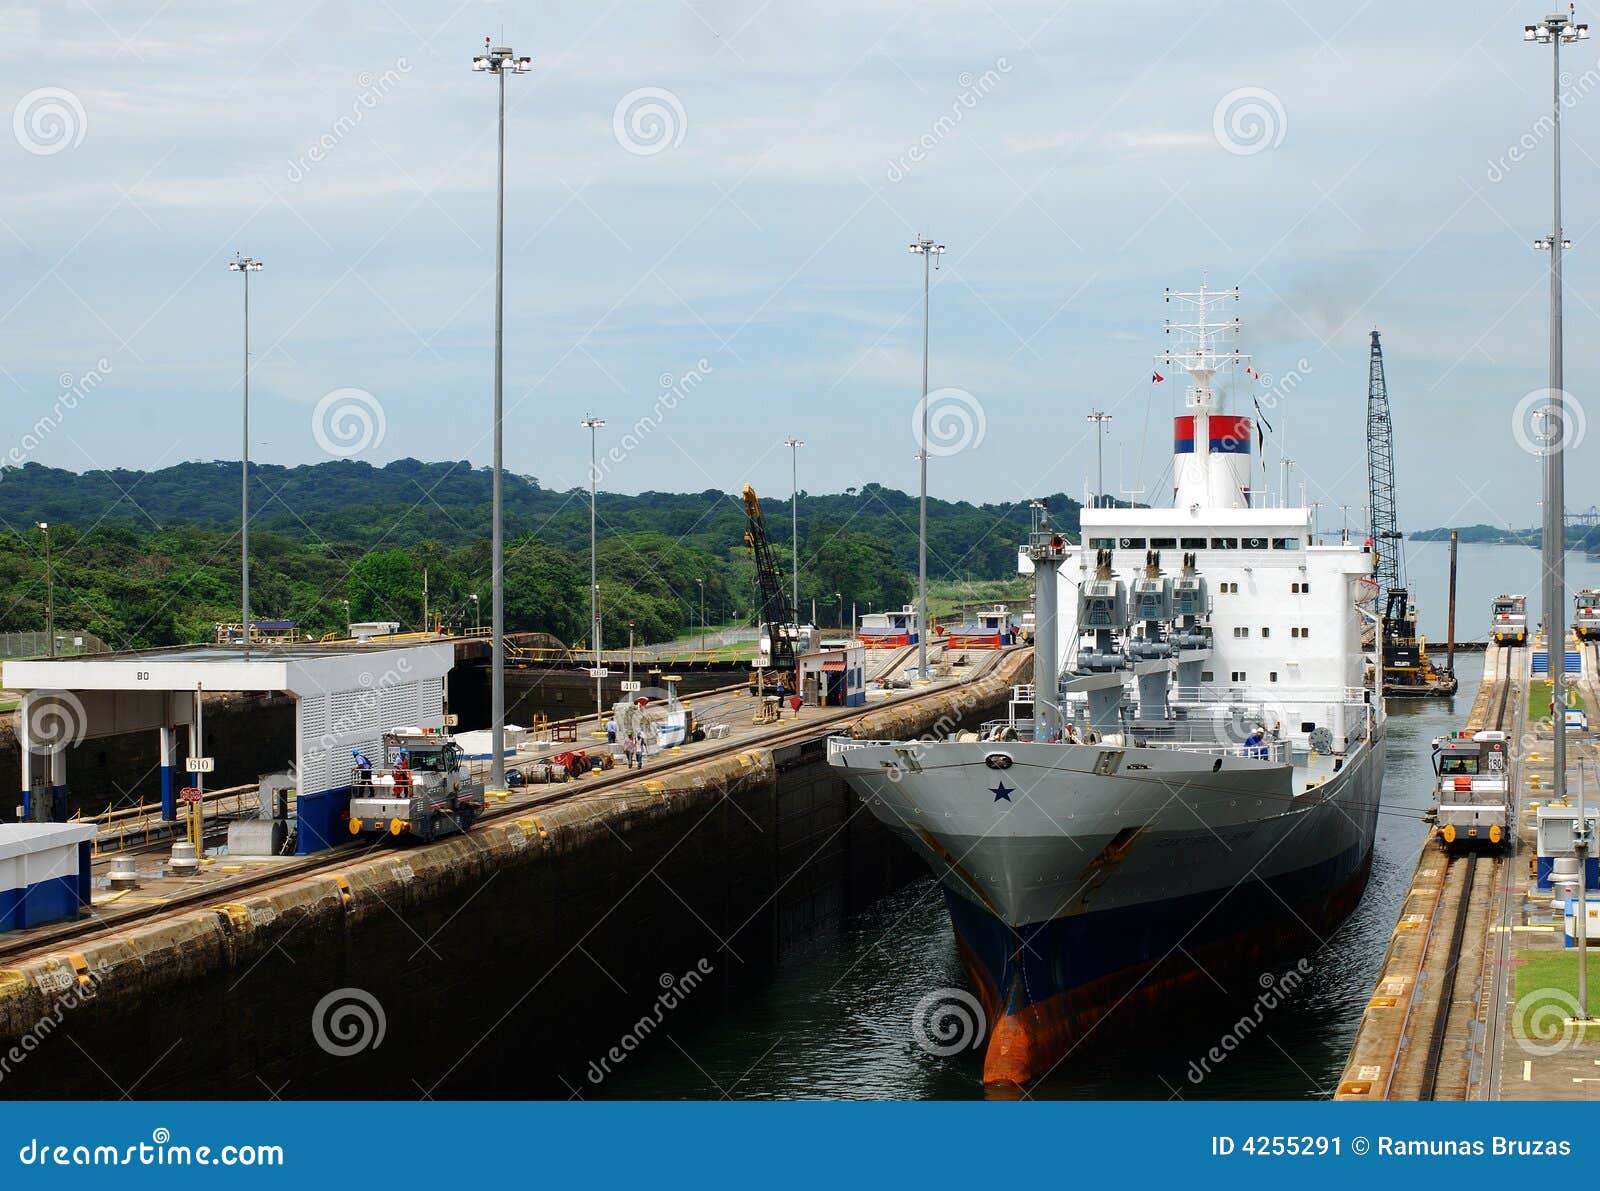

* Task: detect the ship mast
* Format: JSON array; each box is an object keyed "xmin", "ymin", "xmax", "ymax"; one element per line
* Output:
[{"xmin": 1157, "ymin": 280, "xmax": 1248, "ymax": 509}]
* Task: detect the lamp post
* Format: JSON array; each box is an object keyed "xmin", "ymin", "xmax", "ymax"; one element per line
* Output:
[
  {"xmin": 470, "ymin": 592, "xmax": 480, "ymax": 634},
  {"xmin": 582, "ymin": 416, "xmax": 606, "ymax": 725},
  {"xmin": 1527, "ymin": 6, "xmax": 1589, "ymax": 1016},
  {"xmin": 834, "ymin": 591, "xmax": 842, "ymax": 631},
  {"xmin": 783, "ymin": 437, "xmax": 803, "ymax": 620},
  {"xmin": 37, "ymin": 522, "xmax": 52, "ymax": 657},
  {"xmin": 227, "ymin": 253, "xmax": 263, "ymax": 657},
  {"xmin": 473, "ymin": 39, "xmax": 531, "ymax": 791},
  {"xmin": 909, "ymin": 235, "xmax": 944, "ymax": 678},
  {"xmin": 1086, "ymin": 411, "xmax": 1113, "ymax": 509},
  {"xmin": 341, "ymin": 598, "xmax": 349, "ymax": 634},
  {"xmin": 697, "ymin": 578, "xmax": 706, "ymax": 653}
]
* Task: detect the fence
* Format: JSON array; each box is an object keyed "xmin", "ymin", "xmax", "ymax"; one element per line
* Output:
[{"xmin": 0, "ymin": 630, "xmax": 109, "ymax": 659}]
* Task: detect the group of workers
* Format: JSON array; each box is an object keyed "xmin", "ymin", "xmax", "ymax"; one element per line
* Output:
[
  {"xmin": 605, "ymin": 717, "xmax": 647, "ymax": 769},
  {"xmin": 351, "ymin": 747, "xmax": 411, "ymax": 790}
]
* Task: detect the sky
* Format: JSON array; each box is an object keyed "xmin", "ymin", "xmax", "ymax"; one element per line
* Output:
[{"xmin": 0, "ymin": 0, "xmax": 1594, "ymax": 536}]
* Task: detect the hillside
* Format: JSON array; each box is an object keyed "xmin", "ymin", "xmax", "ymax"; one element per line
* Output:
[{"xmin": 0, "ymin": 460, "xmax": 1078, "ymax": 650}]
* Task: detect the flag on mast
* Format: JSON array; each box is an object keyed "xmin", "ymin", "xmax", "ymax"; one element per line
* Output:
[{"xmin": 1152, "ymin": 370, "xmax": 1164, "ymax": 383}]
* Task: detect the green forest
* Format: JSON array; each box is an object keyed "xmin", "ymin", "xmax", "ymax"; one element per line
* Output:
[{"xmin": 0, "ymin": 460, "xmax": 1079, "ymax": 651}]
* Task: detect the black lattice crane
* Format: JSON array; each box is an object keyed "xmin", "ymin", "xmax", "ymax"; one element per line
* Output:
[
  {"xmin": 1366, "ymin": 329, "xmax": 1405, "ymax": 595},
  {"xmin": 741, "ymin": 485, "xmax": 799, "ymax": 674}
]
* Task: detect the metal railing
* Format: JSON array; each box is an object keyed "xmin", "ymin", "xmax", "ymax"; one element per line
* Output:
[{"xmin": 71, "ymin": 782, "xmax": 275, "ymax": 855}]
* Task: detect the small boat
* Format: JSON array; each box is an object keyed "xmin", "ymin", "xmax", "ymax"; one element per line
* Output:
[
  {"xmin": 940, "ymin": 604, "xmax": 1016, "ymax": 650},
  {"xmin": 857, "ymin": 604, "xmax": 919, "ymax": 649}
]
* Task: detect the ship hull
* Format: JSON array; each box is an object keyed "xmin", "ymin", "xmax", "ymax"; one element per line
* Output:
[{"xmin": 829, "ymin": 729, "xmax": 1384, "ymax": 1083}]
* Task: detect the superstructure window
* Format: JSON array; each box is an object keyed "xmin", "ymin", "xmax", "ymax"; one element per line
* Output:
[
  {"xmin": 1261, "ymin": 627, "xmax": 1271, "ymax": 638},
  {"xmin": 1272, "ymin": 538, "xmax": 1299, "ymax": 550},
  {"xmin": 1089, "ymin": 538, "xmax": 1115, "ymax": 550},
  {"xmin": 1291, "ymin": 626, "xmax": 1312, "ymax": 639},
  {"xmin": 1232, "ymin": 626, "xmax": 1249, "ymax": 638},
  {"xmin": 1119, "ymin": 537, "xmax": 1146, "ymax": 549},
  {"xmin": 1151, "ymin": 537, "xmax": 1177, "ymax": 549},
  {"xmin": 1269, "ymin": 671, "xmax": 1279, "ymax": 682},
  {"xmin": 1291, "ymin": 582, "xmax": 1311, "ymax": 594},
  {"xmin": 1230, "ymin": 671, "xmax": 1247, "ymax": 683},
  {"xmin": 1210, "ymin": 538, "xmax": 1238, "ymax": 549},
  {"xmin": 1241, "ymin": 536, "xmax": 1268, "ymax": 550},
  {"xmin": 1201, "ymin": 670, "xmax": 1215, "ymax": 682},
  {"xmin": 1181, "ymin": 537, "xmax": 1207, "ymax": 549}
]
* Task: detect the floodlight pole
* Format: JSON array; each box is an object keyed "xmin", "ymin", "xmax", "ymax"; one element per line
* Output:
[
  {"xmin": 228, "ymin": 254, "xmax": 262, "ymax": 658},
  {"xmin": 784, "ymin": 437, "xmax": 804, "ymax": 621},
  {"xmin": 473, "ymin": 38, "xmax": 531, "ymax": 791},
  {"xmin": 583, "ymin": 416, "xmax": 606, "ymax": 725},
  {"xmin": 1527, "ymin": 6, "xmax": 1588, "ymax": 1016},
  {"xmin": 909, "ymin": 235, "xmax": 944, "ymax": 678}
]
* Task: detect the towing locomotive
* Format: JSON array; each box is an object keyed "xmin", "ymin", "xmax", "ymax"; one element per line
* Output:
[
  {"xmin": 1431, "ymin": 729, "xmax": 1510, "ymax": 847},
  {"xmin": 346, "ymin": 729, "xmax": 484, "ymax": 841}
]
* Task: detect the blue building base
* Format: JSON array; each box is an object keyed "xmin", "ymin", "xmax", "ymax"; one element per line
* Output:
[
  {"xmin": 1536, "ymin": 855, "xmax": 1600, "ymax": 892},
  {"xmin": 296, "ymin": 785, "xmax": 354, "ymax": 854}
]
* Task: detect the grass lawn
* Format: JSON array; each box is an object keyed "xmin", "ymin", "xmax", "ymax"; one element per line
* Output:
[
  {"xmin": 1530, "ymin": 681, "xmax": 1587, "ymax": 721},
  {"xmin": 1513, "ymin": 949, "xmax": 1600, "ymax": 1042},
  {"xmin": 926, "ymin": 578, "xmax": 1031, "ymax": 620}
]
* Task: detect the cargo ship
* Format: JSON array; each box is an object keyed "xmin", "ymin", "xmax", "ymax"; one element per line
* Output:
[{"xmin": 827, "ymin": 283, "xmax": 1384, "ymax": 1084}]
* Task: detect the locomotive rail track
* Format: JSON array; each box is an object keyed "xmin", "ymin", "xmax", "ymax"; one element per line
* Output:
[
  {"xmin": 1337, "ymin": 643, "xmax": 1522, "ymax": 1101},
  {"xmin": 1409, "ymin": 644, "xmax": 1514, "ymax": 1100}
]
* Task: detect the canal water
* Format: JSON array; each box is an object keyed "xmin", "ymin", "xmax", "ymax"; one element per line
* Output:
[{"xmin": 594, "ymin": 653, "xmax": 1482, "ymax": 1101}]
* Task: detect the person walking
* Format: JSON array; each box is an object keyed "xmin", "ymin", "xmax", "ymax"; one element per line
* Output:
[
  {"xmin": 631, "ymin": 731, "xmax": 645, "ymax": 770},
  {"xmin": 606, "ymin": 715, "xmax": 617, "ymax": 745}
]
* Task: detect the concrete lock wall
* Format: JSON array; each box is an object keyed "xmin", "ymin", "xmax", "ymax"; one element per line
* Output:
[{"xmin": 0, "ymin": 653, "xmax": 1025, "ymax": 1099}]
